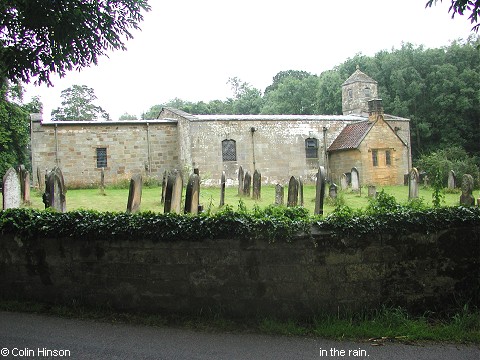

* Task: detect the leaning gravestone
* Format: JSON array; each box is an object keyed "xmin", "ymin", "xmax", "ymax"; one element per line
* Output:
[
  {"xmin": 459, "ymin": 174, "xmax": 475, "ymax": 207},
  {"xmin": 329, "ymin": 183, "xmax": 338, "ymax": 199},
  {"xmin": 43, "ymin": 167, "xmax": 67, "ymax": 212},
  {"xmin": 314, "ymin": 167, "xmax": 326, "ymax": 215},
  {"xmin": 2, "ymin": 167, "xmax": 21, "ymax": 209},
  {"xmin": 238, "ymin": 166, "xmax": 244, "ymax": 196},
  {"xmin": 448, "ymin": 170, "xmax": 456, "ymax": 190},
  {"xmin": 219, "ymin": 171, "xmax": 226, "ymax": 207},
  {"xmin": 243, "ymin": 171, "xmax": 251, "ymax": 197},
  {"xmin": 275, "ymin": 184, "xmax": 284, "ymax": 205},
  {"xmin": 351, "ymin": 167, "xmax": 360, "ymax": 191},
  {"xmin": 164, "ymin": 171, "xmax": 183, "ymax": 214},
  {"xmin": 126, "ymin": 174, "xmax": 142, "ymax": 213},
  {"xmin": 340, "ymin": 173, "xmax": 348, "ymax": 190},
  {"xmin": 287, "ymin": 176, "xmax": 299, "ymax": 207},
  {"xmin": 408, "ymin": 167, "xmax": 419, "ymax": 200},
  {"xmin": 252, "ymin": 170, "xmax": 261, "ymax": 200},
  {"xmin": 185, "ymin": 173, "xmax": 200, "ymax": 214}
]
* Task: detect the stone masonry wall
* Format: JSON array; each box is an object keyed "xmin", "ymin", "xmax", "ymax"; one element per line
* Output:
[
  {"xmin": 1, "ymin": 226, "xmax": 478, "ymax": 318},
  {"xmin": 31, "ymin": 118, "xmax": 180, "ymax": 187}
]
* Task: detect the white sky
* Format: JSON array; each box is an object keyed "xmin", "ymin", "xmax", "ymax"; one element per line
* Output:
[{"xmin": 24, "ymin": 0, "xmax": 475, "ymax": 120}]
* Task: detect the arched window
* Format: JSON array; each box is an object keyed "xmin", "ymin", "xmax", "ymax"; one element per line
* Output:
[
  {"xmin": 305, "ymin": 138, "xmax": 318, "ymax": 159},
  {"xmin": 222, "ymin": 139, "xmax": 236, "ymax": 161}
]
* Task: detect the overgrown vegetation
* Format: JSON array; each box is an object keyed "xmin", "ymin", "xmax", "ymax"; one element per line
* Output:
[
  {"xmin": 0, "ymin": 300, "xmax": 478, "ymax": 343},
  {"xmin": 1, "ymin": 193, "xmax": 479, "ymax": 243}
]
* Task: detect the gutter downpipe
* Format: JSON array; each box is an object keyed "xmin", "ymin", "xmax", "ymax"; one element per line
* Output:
[{"xmin": 54, "ymin": 123, "xmax": 59, "ymax": 166}]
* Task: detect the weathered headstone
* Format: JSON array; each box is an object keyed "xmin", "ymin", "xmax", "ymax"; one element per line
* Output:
[
  {"xmin": 126, "ymin": 174, "xmax": 142, "ymax": 213},
  {"xmin": 351, "ymin": 167, "xmax": 360, "ymax": 191},
  {"xmin": 274, "ymin": 184, "xmax": 284, "ymax": 205},
  {"xmin": 299, "ymin": 177, "xmax": 304, "ymax": 207},
  {"xmin": 17, "ymin": 165, "xmax": 29, "ymax": 205},
  {"xmin": 219, "ymin": 171, "xmax": 226, "ymax": 207},
  {"xmin": 340, "ymin": 173, "xmax": 348, "ymax": 190},
  {"xmin": 329, "ymin": 183, "xmax": 338, "ymax": 199},
  {"xmin": 459, "ymin": 174, "xmax": 475, "ymax": 206},
  {"xmin": 408, "ymin": 167, "xmax": 419, "ymax": 200},
  {"xmin": 448, "ymin": 170, "xmax": 456, "ymax": 189},
  {"xmin": 287, "ymin": 176, "xmax": 298, "ymax": 207},
  {"xmin": 43, "ymin": 167, "xmax": 67, "ymax": 212},
  {"xmin": 238, "ymin": 166, "xmax": 244, "ymax": 196},
  {"xmin": 160, "ymin": 170, "xmax": 168, "ymax": 204},
  {"xmin": 185, "ymin": 173, "xmax": 200, "ymax": 214},
  {"xmin": 252, "ymin": 170, "xmax": 261, "ymax": 200},
  {"xmin": 36, "ymin": 167, "xmax": 44, "ymax": 192},
  {"xmin": 368, "ymin": 185, "xmax": 377, "ymax": 198},
  {"xmin": 164, "ymin": 171, "xmax": 183, "ymax": 214},
  {"xmin": 100, "ymin": 167, "xmax": 106, "ymax": 196},
  {"xmin": 2, "ymin": 167, "xmax": 21, "ymax": 209},
  {"xmin": 314, "ymin": 167, "xmax": 326, "ymax": 215},
  {"xmin": 243, "ymin": 171, "xmax": 251, "ymax": 197}
]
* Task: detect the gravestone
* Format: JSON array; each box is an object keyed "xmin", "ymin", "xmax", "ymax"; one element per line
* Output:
[
  {"xmin": 368, "ymin": 185, "xmax": 377, "ymax": 198},
  {"xmin": 340, "ymin": 173, "xmax": 348, "ymax": 190},
  {"xmin": 238, "ymin": 166, "xmax": 244, "ymax": 196},
  {"xmin": 314, "ymin": 167, "xmax": 326, "ymax": 215},
  {"xmin": 160, "ymin": 170, "xmax": 168, "ymax": 204},
  {"xmin": 185, "ymin": 173, "xmax": 200, "ymax": 214},
  {"xmin": 100, "ymin": 168, "xmax": 106, "ymax": 196},
  {"xmin": 459, "ymin": 174, "xmax": 475, "ymax": 206},
  {"xmin": 243, "ymin": 171, "xmax": 251, "ymax": 197},
  {"xmin": 17, "ymin": 165, "xmax": 30, "ymax": 205},
  {"xmin": 329, "ymin": 183, "xmax": 337, "ymax": 199},
  {"xmin": 298, "ymin": 177, "xmax": 304, "ymax": 207},
  {"xmin": 43, "ymin": 167, "xmax": 67, "ymax": 212},
  {"xmin": 164, "ymin": 170, "xmax": 183, "ymax": 214},
  {"xmin": 408, "ymin": 167, "xmax": 419, "ymax": 200},
  {"xmin": 274, "ymin": 184, "xmax": 284, "ymax": 205},
  {"xmin": 219, "ymin": 171, "xmax": 226, "ymax": 207},
  {"xmin": 126, "ymin": 174, "xmax": 142, "ymax": 213},
  {"xmin": 287, "ymin": 176, "xmax": 298, "ymax": 207},
  {"xmin": 252, "ymin": 170, "xmax": 261, "ymax": 200},
  {"xmin": 351, "ymin": 167, "xmax": 359, "ymax": 191},
  {"xmin": 2, "ymin": 167, "xmax": 21, "ymax": 209},
  {"xmin": 448, "ymin": 170, "xmax": 456, "ymax": 189},
  {"xmin": 36, "ymin": 167, "xmax": 44, "ymax": 192}
]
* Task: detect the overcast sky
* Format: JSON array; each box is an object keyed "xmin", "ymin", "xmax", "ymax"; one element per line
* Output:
[{"xmin": 24, "ymin": 0, "xmax": 475, "ymax": 120}]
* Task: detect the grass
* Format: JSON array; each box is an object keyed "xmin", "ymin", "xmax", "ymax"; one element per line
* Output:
[
  {"xmin": 1, "ymin": 300, "xmax": 478, "ymax": 344},
  {"xmin": 26, "ymin": 184, "xmax": 471, "ymax": 215}
]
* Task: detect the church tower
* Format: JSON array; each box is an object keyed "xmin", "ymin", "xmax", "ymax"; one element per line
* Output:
[{"xmin": 342, "ymin": 66, "xmax": 378, "ymax": 116}]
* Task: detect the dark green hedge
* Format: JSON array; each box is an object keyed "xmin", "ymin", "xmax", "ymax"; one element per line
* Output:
[{"xmin": 1, "ymin": 205, "xmax": 479, "ymax": 243}]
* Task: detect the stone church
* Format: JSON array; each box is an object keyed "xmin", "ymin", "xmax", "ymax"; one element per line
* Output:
[{"xmin": 30, "ymin": 68, "xmax": 411, "ymax": 188}]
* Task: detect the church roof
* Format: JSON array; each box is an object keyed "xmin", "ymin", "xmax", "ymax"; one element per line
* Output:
[
  {"xmin": 327, "ymin": 120, "xmax": 374, "ymax": 152},
  {"xmin": 342, "ymin": 67, "xmax": 377, "ymax": 86}
]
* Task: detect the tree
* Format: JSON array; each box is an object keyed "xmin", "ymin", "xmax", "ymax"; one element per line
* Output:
[
  {"xmin": 426, "ymin": 0, "xmax": 480, "ymax": 31},
  {"xmin": 51, "ymin": 85, "xmax": 109, "ymax": 121},
  {"xmin": 0, "ymin": 0, "xmax": 151, "ymax": 87},
  {"xmin": 0, "ymin": 84, "xmax": 30, "ymax": 176},
  {"xmin": 119, "ymin": 112, "xmax": 138, "ymax": 120}
]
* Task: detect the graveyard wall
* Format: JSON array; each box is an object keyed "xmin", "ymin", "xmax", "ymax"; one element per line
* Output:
[
  {"xmin": 1, "ymin": 226, "xmax": 478, "ymax": 318},
  {"xmin": 30, "ymin": 116, "xmax": 180, "ymax": 188}
]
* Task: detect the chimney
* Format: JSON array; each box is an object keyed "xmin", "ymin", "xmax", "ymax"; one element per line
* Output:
[{"xmin": 368, "ymin": 99, "xmax": 383, "ymax": 120}]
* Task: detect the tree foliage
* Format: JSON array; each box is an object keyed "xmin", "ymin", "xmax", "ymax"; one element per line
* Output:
[
  {"xmin": 0, "ymin": 85, "xmax": 30, "ymax": 176},
  {"xmin": 426, "ymin": 0, "xmax": 480, "ymax": 31},
  {"xmin": 51, "ymin": 85, "xmax": 109, "ymax": 121},
  {"xmin": 0, "ymin": 0, "xmax": 151, "ymax": 87}
]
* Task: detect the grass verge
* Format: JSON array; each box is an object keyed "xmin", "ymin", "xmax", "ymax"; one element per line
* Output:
[{"xmin": 1, "ymin": 300, "xmax": 478, "ymax": 344}]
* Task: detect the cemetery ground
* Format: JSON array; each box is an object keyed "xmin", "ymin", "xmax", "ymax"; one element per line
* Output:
[{"xmin": 26, "ymin": 184, "xmax": 467, "ymax": 214}]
